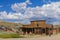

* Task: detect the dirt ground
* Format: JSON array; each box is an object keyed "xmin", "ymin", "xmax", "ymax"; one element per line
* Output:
[{"xmin": 0, "ymin": 34, "xmax": 60, "ymax": 40}]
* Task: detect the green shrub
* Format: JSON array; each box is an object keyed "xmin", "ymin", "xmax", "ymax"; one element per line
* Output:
[
  {"xmin": 0, "ymin": 33, "xmax": 24, "ymax": 38},
  {"xmin": 10, "ymin": 34, "xmax": 24, "ymax": 38}
]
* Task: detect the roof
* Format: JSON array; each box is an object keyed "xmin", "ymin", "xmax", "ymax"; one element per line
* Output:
[
  {"xmin": 31, "ymin": 20, "xmax": 46, "ymax": 22},
  {"xmin": 46, "ymin": 24, "xmax": 53, "ymax": 28},
  {"xmin": 53, "ymin": 25, "xmax": 60, "ymax": 28}
]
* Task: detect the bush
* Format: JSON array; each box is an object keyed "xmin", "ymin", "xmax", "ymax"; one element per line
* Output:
[
  {"xmin": 0, "ymin": 33, "xmax": 24, "ymax": 38},
  {"xmin": 10, "ymin": 34, "xmax": 24, "ymax": 38}
]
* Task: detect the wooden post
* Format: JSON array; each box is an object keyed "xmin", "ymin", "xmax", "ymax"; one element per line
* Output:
[
  {"xmin": 26, "ymin": 32, "xmax": 28, "ymax": 35},
  {"xmin": 34, "ymin": 28, "xmax": 36, "ymax": 34},
  {"xmin": 32, "ymin": 28, "xmax": 33, "ymax": 33},
  {"xmin": 38, "ymin": 28, "xmax": 40, "ymax": 34},
  {"xmin": 45, "ymin": 28, "xmax": 46, "ymax": 35},
  {"xmin": 26, "ymin": 28, "xmax": 28, "ymax": 35},
  {"xmin": 41, "ymin": 28, "xmax": 42, "ymax": 35},
  {"xmin": 49, "ymin": 28, "xmax": 50, "ymax": 35},
  {"xmin": 30, "ymin": 31, "xmax": 32, "ymax": 35},
  {"xmin": 22, "ymin": 31, "xmax": 24, "ymax": 35}
]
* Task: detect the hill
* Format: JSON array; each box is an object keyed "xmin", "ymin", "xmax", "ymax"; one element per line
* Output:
[{"xmin": 0, "ymin": 21, "xmax": 23, "ymax": 28}]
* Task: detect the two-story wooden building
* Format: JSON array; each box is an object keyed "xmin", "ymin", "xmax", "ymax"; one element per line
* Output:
[{"xmin": 20, "ymin": 20, "xmax": 54, "ymax": 35}]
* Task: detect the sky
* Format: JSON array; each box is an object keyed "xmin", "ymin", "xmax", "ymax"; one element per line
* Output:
[{"xmin": 0, "ymin": 0, "xmax": 60, "ymax": 24}]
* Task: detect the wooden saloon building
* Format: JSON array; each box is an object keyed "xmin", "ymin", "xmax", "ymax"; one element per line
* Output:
[{"xmin": 20, "ymin": 20, "xmax": 60, "ymax": 35}]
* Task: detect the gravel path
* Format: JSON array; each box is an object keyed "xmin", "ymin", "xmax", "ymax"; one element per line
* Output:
[{"xmin": 0, "ymin": 34, "xmax": 60, "ymax": 40}]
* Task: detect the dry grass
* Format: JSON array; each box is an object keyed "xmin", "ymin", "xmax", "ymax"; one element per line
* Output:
[{"xmin": 0, "ymin": 34, "xmax": 60, "ymax": 40}]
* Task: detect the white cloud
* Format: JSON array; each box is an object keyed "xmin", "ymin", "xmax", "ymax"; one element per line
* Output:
[
  {"xmin": 11, "ymin": 0, "xmax": 32, "ymax": 13},
  {"xmin": 0, "ymin": 0, "xmax": 60, "ymax": 24},
  {"xmin": 52, "ymin": 22, "xmax": 60, "ymax": 25},
  {"xmin": 42, "ymin": 2, "xmax": 60, "ymax": 18},
  {"xmin": 11, "ymin": 1, "xmax": 60, "ymax": 24},
  {"xmin": 0, "ymin": 11, "xmax": 23, "ymax": 20},
  {"xmin": 25, "ymin": 0, "xmax": 32, "ymax": 4},
  {"xmin": 0, "ymin": 5, "xmax": 3, "ymax": 7},
  {"xmin": 11, "ymin": 3, "xmax": 27, "ymax": 12}
]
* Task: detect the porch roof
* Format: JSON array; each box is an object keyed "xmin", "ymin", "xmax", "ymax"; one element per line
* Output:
[{"xmin": 21, "ymin": 26, "xmax": 47, "ymax": 28}]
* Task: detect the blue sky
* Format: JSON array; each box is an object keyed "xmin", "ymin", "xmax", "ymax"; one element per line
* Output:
[
  {"xmin": 0, "ymin": 0, "xmax": 60, "ymax": 24},
  {"xmin": 0, "ymin": 0, "xmax": 60, "ymax": 12}
]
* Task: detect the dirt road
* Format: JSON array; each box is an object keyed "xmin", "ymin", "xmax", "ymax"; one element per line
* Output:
[{"xmin": 0, "ymin": 34, "xmax": 60, "ymax": 40}]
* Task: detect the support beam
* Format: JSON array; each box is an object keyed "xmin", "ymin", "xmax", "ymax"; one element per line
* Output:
[
  {"xmin": 32, "ymin": 28, "xmax": 33, "ymax": 34},
  {"xmin": 41, "ymin": 28, "xmax": 42, "ymax": 35},
  {"xmin": 45, "ymin": 28, "xmax": 46, "ymax": 35},
  {"xmin": 26, "ymin": 28, "xmax": 28, "ymax": 35},
  {"xmin": 34, "ymin": 28, "xmax": 36, "ymax": 34}
]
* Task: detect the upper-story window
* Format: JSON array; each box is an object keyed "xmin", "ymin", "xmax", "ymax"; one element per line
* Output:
[{"xmin": 37, "ymin": 23, "xmax": 39, "ymax": 27}]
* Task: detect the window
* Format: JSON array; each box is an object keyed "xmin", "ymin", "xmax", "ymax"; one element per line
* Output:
[{"xmin": 37, "ymin": 23, "xmax": 39, "ymax": 27}]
